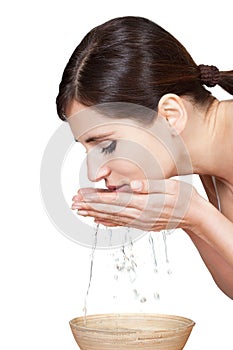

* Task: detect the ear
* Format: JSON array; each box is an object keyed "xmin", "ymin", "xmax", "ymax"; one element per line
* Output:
[{"xmin": 158, "ymin": 94, "xmax": 188, "ymax": 135}]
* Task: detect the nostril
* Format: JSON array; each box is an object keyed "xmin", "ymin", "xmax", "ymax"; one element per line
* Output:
[{"xmin": 88, "ymin": 166, "xmax": 111, "ymax": 182}]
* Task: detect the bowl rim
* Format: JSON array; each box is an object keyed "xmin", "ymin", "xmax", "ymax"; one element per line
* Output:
[{"xmin": 69, "ymin": 312, "xmax": 195, "ymax": 334}]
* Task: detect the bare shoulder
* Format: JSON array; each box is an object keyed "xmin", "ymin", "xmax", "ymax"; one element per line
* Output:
[
  {"xmin": 219, "ymin": 99, "xmax": 233, "ymax": 117},
  {"xmin": 226, "ymin": 99, "xmax": 233, "ymax": 117}
]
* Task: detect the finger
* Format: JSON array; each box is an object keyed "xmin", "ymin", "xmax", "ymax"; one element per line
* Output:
[
  {"xmin": 79, "ymin": 190, "xmax": 146, "ymax": 210},
  {"xmin": 92, "ymin": 213, "xmax": 128, "ymax": 227},
  {"xmin": 78, "ymin": 206, "xmax": 140, "ymax": 220},
  {"xmin": 77, "ymin": 207, "xmax": 161, "ymax": 231},
  {"xmin": 78, "ymin": 207, "xmax": 144, "ymax": 228},
  {"xmin": 72, "ymin": 188, "xmax": 109, "ymax": 201},
  {"xmin": 94, "ymin": 219, "xmax": 121, "ymax": 227},
  {"xmin": 79, "ymin": 188, "xmax": 110, "ymax": 195},
  {"xmin": 74, "ymin": 193, "xmax": 169, "ymax": 220}
]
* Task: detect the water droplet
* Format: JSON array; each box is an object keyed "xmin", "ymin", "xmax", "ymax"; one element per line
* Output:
[
  {"xmin": 140, "ymin": 297, "xmax": 147, "ymax": 303},
  {"xmin": 129, "ymin": 270, "xmax": 137, "ymax": 283}
]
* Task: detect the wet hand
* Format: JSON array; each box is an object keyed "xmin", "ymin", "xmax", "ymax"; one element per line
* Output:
[{"xmin": 71, "ymin": 179, "xmax": 198, "ymax": 231}]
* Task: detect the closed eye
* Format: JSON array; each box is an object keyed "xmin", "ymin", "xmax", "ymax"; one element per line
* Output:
[{"xmin": 101, "ymin": 140, "xmax": 117, "ymax": 155}]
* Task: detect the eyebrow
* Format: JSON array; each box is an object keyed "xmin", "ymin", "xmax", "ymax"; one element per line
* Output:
[{"xmin": 75, "ymin": 133, "xmax": 114, "ymax": 143}]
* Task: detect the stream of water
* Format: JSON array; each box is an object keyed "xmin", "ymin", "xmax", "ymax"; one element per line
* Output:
[{"xmin": 83, "ymin": 224, "xmax": 99, "ymax": 326}]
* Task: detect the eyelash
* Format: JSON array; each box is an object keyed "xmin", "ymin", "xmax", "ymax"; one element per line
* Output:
[{"xmin": 101, "ymin": 140, "xmax": 117, "ymax": 155}]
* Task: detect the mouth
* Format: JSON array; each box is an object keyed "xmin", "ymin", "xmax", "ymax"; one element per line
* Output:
[{"xmin": 106, "ymin": 184, "xmax": 132, "ymax": 193}]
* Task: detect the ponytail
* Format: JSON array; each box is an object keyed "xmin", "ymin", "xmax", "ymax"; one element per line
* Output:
[
  {"xmin": 219, "ymin": 70, "xmax": 233, "ymax": 95},
  {"xmin": 198, "ymin": 64, "xmax": 233, "ymax": 95}
]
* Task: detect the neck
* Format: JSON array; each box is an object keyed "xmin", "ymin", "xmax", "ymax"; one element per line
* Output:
[{"xmin": 182, "ymin": 98, "xmax": 233, "ymax": 182}]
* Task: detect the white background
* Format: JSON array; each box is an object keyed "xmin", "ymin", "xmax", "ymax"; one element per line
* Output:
[{"xmin": 1, "ymin": 0, "xmax": 232, "ymax": 349}]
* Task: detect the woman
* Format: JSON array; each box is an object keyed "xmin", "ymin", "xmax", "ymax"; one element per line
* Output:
[{"xmin": 56, "ymin": 16, "xmax": 233, "ymax": 298}]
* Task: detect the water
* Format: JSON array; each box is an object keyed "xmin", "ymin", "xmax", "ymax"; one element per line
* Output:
[
  {"xmin": 148, "ymin": 232, "xmax": 160, "ymax": 301},
  {"xmin": 106, "ymin": 227, "xmax": 113, "ymax": 246},
  {"xmin": 148, "ymin": 230, "xmax": 173, "ymax": 299},
  {"xmin": 149, "ymin": 230, "xmax": 172, "ymax": 267},
  {"xmin": 83, "ymin": 227, "xmax": 173, "ymax": 322},
  {"xmin": 162, "ymin": 230, "xmax": 172, "ymax": 274},
  {"xmin": 114, "ymin": 229, "xmax": 137, "ymax": 283},
  {"xmin": 111, "ymin": 229, "xmax": 172, "ymax": 305},
  {"xmin": 83, "ymin": 224, "xmax": 99, "ymax": 326},
  {"xmin": 149, "ymin": 233, "xmax": 158, "ymax": 273}
]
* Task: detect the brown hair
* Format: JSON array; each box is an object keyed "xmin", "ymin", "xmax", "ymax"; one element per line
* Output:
[{"xmin": 56, "ymin": 16, "xmax": 233, "ymax": 121}]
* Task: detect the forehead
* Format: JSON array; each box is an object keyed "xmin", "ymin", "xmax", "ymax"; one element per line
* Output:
[
  {"xmin": 68, "ymin": 110, "xmax": 143, "ymax": 142},
  {"xmin": 66, "ymin": 101, "xmax": 151, "ymax": 141},
  {"xmin": 65, "ymin": 100, "xmax": 87, "ymax": 118}
]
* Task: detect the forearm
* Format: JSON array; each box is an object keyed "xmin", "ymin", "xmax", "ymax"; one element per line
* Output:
[
  {"xmin": 185, "ymin": 196, "xmax": 233, "ymax": 299},
  {"xmin": 188, "ymin": 194, "xmax": 233, "ymax": 267},
  {"xmin": 185, "ymin": 229, "xmax": 233, "ymax": 299}
]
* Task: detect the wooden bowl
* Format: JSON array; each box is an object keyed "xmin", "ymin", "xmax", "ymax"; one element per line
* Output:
[{"xmin": 70, "ymin": 313, "xmax": 195, "ymax": 350}]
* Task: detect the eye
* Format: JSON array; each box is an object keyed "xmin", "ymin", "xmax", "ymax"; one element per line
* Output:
[{"xmin": 101, "ymin": 140, "xmax": 117, "ymax": 155}]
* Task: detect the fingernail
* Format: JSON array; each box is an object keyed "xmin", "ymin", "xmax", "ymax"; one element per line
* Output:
[
  {"xmin": 130, "ymin": 180, "xmax": 142, "ymax": 190},
  {"xmin": 77, "ymin": 194, "xmax": 84, "ymax": 201},
  {"xmin": 78, "ymin": 210, "xmax": 88, "ymax": 216},
  {"xmin": 72, "ymin": 195, "xmax": 83, "ymax": 203},
  {"xmin": 71, "ymin": 202, "xmax": 81, "ymax": 209}
]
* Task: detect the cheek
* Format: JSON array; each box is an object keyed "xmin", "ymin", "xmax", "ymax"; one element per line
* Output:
[
  {"xmin": 109, "ymin": 141, "xmax": 166, "ymax": 180},
  {"xmin": 106, "ymin": 159, "xmax": 147, "ymax": 180},
  {"xmin": 94, "ymin": 139, "xmax": 171, "ymax": 180}
]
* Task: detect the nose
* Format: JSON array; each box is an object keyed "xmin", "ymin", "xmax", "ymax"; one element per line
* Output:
[{"xmin": 86, "ymin": 152, "xmax": 111, "ymax": 182}]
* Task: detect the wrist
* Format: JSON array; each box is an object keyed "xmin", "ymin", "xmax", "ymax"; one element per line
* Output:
[{"xmin": 184, "ymin": 189, "xmax": 210, "ymax": 232}]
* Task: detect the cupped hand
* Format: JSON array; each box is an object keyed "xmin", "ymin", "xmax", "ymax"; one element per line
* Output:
[{"xmin": 71, "ymin": 179, "xmax": 198, "ymax": 231}]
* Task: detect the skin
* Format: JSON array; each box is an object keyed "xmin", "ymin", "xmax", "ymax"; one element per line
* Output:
[{"xmin": 67, "ymin": 95, "xmax": 233, "ymax": 299}]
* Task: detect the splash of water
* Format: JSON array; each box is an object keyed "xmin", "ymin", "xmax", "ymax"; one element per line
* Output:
[
  {"xmin": 115, "ymin": 228, "xmax": 137, "ymax": 282},
  {"xmin": 82, "ymin": 227, "xmax": 173, "ymax": 321}
]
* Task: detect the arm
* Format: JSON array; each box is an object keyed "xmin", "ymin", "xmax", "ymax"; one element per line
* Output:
[
  {"xmin": 185, "ymin": 228, "xmax": 233, "ymax": 299},
  {"xmin": 186, "ymin": 194, "xmax": 233, "ymax": 299},
  {"xmin": 73, "ymin": 179, "xmax": 233, "ymax": 298}
]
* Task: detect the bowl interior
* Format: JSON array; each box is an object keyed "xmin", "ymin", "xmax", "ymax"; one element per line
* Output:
[{"xmin": 71, "ymin": 313, "xmax": 194, "ymax": 332}]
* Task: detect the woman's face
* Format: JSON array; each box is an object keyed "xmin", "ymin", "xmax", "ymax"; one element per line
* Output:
[{"xmin": 66, "ymin": 101, "xmax": 178, "ymax": 190}]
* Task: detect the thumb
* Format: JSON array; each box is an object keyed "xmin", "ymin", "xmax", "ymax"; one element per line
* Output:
[{"xmin": 130, "ymin": 179, "xmax": 166, "ymax": 193}]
